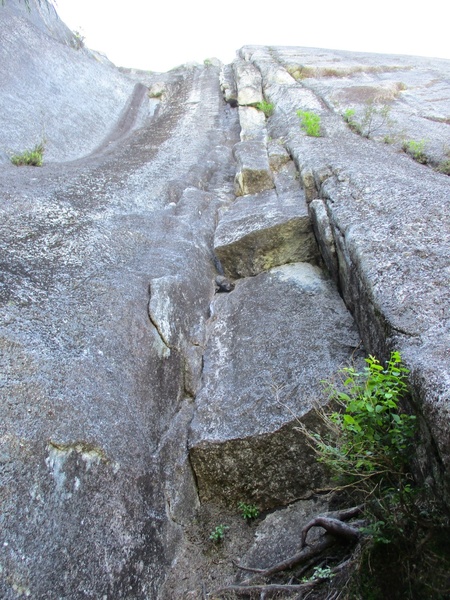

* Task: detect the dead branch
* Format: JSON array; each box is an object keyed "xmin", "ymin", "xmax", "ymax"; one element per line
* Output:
[
  {"xmin": 326, "ymin": 505, "xmax": 363, "ymax": 520},
  {"xmin": 215, "ymin": 506, "xmax": 365, "ymax": 598}
]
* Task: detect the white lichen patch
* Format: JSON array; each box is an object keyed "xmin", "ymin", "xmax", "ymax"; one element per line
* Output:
[
  {"xmin": 46, "ymin": 441, "xmax": 108, "ymax": 493},
  {"xmin": 45, "ymin": 444, "xmax": 71, "ymax": 493}
]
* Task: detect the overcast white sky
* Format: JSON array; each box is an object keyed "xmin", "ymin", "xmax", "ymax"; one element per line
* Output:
[{"xmin": 56, "ymin": 0, "xmax": 449, "ymax": 73}]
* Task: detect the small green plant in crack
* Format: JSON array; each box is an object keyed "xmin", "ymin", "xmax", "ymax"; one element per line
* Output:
[
  {"xmin": 297, "ymin": 110, "xmax": 321, "ymax": 137},
  {"xmin": 238, "ymin": 502, "xmax": 259, "ymax": 521},
  {"xmin": 436, "ymin": 159, "xmax": 450, "ymax": 175},
  {"xmin": 10, "ymin": 141, "xmax": 45, "ymax": 167},
  {"xmin": 402, "ymin": 139, "xmax": 428, "ymax": 164},
  {"xmin": 343, "ymin": 108, "xmax": 362, "ymax": 135},
  {"xmin": 209, "ymin": 524, "xmax": 228, "ymax": 543},
  {"xmin": 256, "ymin": 100, "xmax": 275, "ymax": 118},
  {"xmin": 71, "ymin": 29, "xmax": 85, "ymax": 50},
  {"xmin": 302, "ymin": 565, "xmax": 335, "ymax": 583}
]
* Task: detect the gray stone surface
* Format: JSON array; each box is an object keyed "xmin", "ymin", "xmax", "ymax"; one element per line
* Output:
[
  {"xmin": 214, "ymin": 188, "xmax": 318, "ymax": 278},
  {"xmin": 189, "ymin": 263, "xmax": 361, "ymax": 508},
  {"xmin": 0, "ymin": 11, "xmax": 240, "ymax": 593},
  {"xmin": 233, "ymin": 58, "xmax": 263, "ymax": 106},
  {"xmin": 239, "ymin": 497, "xmax": 329, "ymax": 571},
  {"xmin": 268, "ymin": 140, "xmax": 291, "ymax": 171},
  {"xmin": 234, "ymin": 140, "xmax": 274, "ymax": 195},
  {"xmin": 220, "ymin": 63, "xmax": 238, "ymax": 106}
]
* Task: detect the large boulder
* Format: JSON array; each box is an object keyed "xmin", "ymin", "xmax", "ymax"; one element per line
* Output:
[{"xmin": 189, "ymin": 262, "xmax": 361, "ymax": 509}]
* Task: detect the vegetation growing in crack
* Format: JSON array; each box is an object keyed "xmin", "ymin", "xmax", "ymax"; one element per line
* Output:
[
  {"xmin": 343, "ymin": 101, "xmax": 393, "ymax": 139},
  {"xmin": 402, "ymin": 139, "xmax": 428, "ymax": 164},
  {"xmin": 71, "ymin": 29, "xmax": 85, "ymax": 50},
  {"xmin": 10, "ymin": 141, "xmax": 45, "ymax": 166},
  {"xmin": 437, "ymin": 159, "xmax": 450, "ymax": 175},
  {"xmin": 255, "ymin": 100, "xmax": 274, "ymax": 118},
  {"xmin": 297, "ymin": 110, "xmax": 321, "ymax": 137},
  {"xmin": 238, "ymin": 502, "xmax": 259, "ymax": 521},
  {"xmin": 213, "ymin": 352, "xmax": 450, "ymax": 599},
  {"xmin": 209, "ymin": 524, "xmax": 228, "ymax": 543}
]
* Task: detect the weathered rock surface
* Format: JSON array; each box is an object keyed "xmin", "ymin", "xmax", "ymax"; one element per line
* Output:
[
  {"xmin": 238, "ymin": 106, "xmax": 267, "ymax": 141},
  {"xmin": 1, "ymin": 2, "xmax": 450, "ymax": 598},
  {"xmin": 0, "ymin": 0, "xmax": 152, "ymax": 162},
  {"xmin": 0, "ymin": 3, "xmax": 239, "ymax": 597},
  {"xmin": 239, "ymin": 497, "xmax": 329, "ymax": 571},
  {"xmin": 189, "ymin": 263, "xmax": 361, "ymax": 508}
]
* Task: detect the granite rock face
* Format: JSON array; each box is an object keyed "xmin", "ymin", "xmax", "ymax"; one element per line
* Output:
[
  {"xmin": 0, "ymin": 0, "xmax": 149, "ymax": 162},
  {"xmin": 1, "ymin": 2, "xmax": 450, "ymax": 598}
]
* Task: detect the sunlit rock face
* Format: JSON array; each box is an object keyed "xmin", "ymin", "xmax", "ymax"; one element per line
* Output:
[{"xmin": 1, "ymin": 1, "xmax": 450, "ymax": 598}]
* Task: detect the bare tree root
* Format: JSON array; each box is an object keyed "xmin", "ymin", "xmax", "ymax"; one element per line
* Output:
[
  {"xmin": 211, "ymin": 582, "xmax": 316, "ymax": 598},
  {"xmin": 301, "ymin": 517, "xmax": 361, "ymax": 548},
  {"xmin": 210, "ymin": 507, "xmax": 364, "ymax": 598}
]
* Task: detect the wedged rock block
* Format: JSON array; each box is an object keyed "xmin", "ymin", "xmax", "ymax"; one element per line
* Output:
[
  {"xmin": 233, "ymin": 140, "xmax": 274, "ymax": 196},
  {"xmin": 268, "ymin": 140, "xmax": 291, "ymax": 172},
  {"xmin": 233, "ymin": 59, "xmax": 263, "ymax": 106},
  {"xmin": 238, "ymin": 106, "xmax": 267, "ymax": 142},
  {"xmin": 220, "ymin": 64, "xmax": 238, "ymax": 106},
  {"xmin": 189, "ymin": 263, "xmax": 361, "ymax": 508},
  {"xmin": 214, "ymin": 189, "xmax": 318, "ymax": 278}
]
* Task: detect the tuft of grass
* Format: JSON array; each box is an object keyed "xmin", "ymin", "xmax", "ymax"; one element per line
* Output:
[
  {"xmin": 297, "ymin": 110, "xmax": 321, "ymax": 137},
  {"xmin": 255, "ymin": 100, "xmax": 274, "ymax": 118},
  {"xmin": 436, "ymin": 160, "xmax": 450, "ymax": 175},
  {"xmin": 402, "ymin": 139, "xmax": 428, "ymax": 164},
  {"xmin": 10, "ymin": 142, "xmax": 45, "ymax": 167},
  {"xmin": 287, "ymin": 65, "xmax": 315, "ymax": 80}
]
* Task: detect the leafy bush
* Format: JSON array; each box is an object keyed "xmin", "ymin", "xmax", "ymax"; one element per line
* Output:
[
  {"xmin": 10, "ymin": 142, "xmax": 45, "ymax": 167},
  {"xmin": 297, "ymin": 110, "xmax": 321, "ymax": 137},
  {"xmin": 300, "ymin": 352, "xmax": 450, "ymax": 598},
  {"xmin": 255, "ymin": 100, "xmax": 274, "ymax": 118},
  {"xmin": 308, "ymin": 352, "xmax": 416, "ymax": 487}
]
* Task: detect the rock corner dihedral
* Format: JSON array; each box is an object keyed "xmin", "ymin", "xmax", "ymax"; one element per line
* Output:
[{"xmin": 1, "ymin": 2, "xmax": 450, "ymax": 598}]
